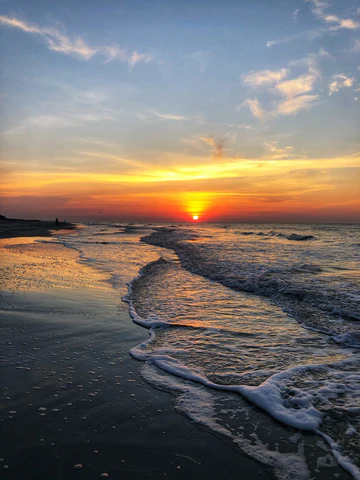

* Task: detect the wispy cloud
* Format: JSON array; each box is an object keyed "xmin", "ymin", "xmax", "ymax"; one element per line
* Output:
[
  {"xmin": 328, "ymin": 74, "xmax": 354, "ymax": 95},
  {"xmin": 289, "ymin": 48, "xmax": 330, "ymax": 76},
  {"xmin": 127, "ymin": 51, "xmax": 155, "ymax": 70},
  {"xmin": 77, "ymin": 151, "xmax": 142, "ymax": 168},
  {"xmin": 275, "ymin": 73, "xmax": 316, "ymax": 97},
  {"xmin": 293, "ymin": 8, "xmax": 301, "ymax": 21},
  {"xmin": 351, "ymin": 39, "xmax": 360, "ymax": 53},
  {"xmin": 0, "ymin": 15, "xmax": 154, "ymax": 67},
  {"xmin": 136, "ymin": 109, "xmax": 188, "ymax": 122},
  {"xmin": 75, "ymin": 138, "xmax": 121, "ymax": 149},
  {"xmin": 263, "ymin": 141, "xmax": 306, "ymax": 160},
  {"xmin": 241, "ymin": 51, "xmax": 327, "ymax": 119},
  {"xmin": 148, "ymin": 110, "xmax": 187, "ymax": 121},
  {"xmin": 243, "ymin": 98, "xmax": 266, "ymax": 119},
  {"xmin": 266, "ymin": 40, "xmax": 281, "ymax": 48},
  {"xmin": 307, "ymin": 0, "xmax": 360, "ymax": 30},
  {"xmin": 228, "ymin": 124, "xmax": 252, "ymax": 129},
  {"xmin": 266, "ymin": 29, "xmax": 325, "ymax": 48},
  {"xmin": 275, "ymin": 94, "xmax": 319, "ymax": 116},
  {"xmin": 324, "ymin": 15, "xmax": 360, "ymax": 30},
  {"xmin": 4, "ymin": 111, "xmax": 115, "ymax": 135},
  {"xmin": 242, "ymin": 69, "xmax": 288, "ymax": 86},
  {"xmin": 242, "ymin": 68, "xmax": 320, "ymax": 118},
  {"xmin": 306, "ymin": 0, "xmax": 328, "ymax": 16},
  {"xmin": 0, "ymin": 15, "xmax": 96, "ymax": 59},
  {"xmin": 197, "ymin": 136, "xmax": 225, "ymax": 160}
]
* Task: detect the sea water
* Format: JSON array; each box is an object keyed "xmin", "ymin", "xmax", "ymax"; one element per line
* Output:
[{"xmin": 54, "ymin": 223, "xmax": 360, "ymax": 479}]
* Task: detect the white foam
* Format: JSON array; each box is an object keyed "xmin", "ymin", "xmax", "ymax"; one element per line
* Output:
[
  {"xmin": 333, "ymin": 331, "xmax": 360, "ymax": 348},
  {"xmin": 124, "ymin": 246, "xmax": 360, "ymax": 479},
  {"xmin": 238, "ymin": 366, "xmax": 323, "ymax": 430},
  {"xmin": 317, "ymin": 430, "xmax": 360, "ymax": 480},
  {"xmin": 141, "ymin": 364, "xmax": 312, "ymax": 480}
]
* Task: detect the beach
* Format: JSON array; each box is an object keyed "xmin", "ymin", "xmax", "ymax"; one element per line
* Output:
[
  {"xmin": 1, "ymin": 0, "xmax": 359, "ymax": 477},
  {"xmin": 0, "ymin": 223, "xmax": 271, "ymax": 480},
  {"xmin": 0, "ymin": 221, "xmax": 357, "ymax": 480},
  {"xmin": 0, "ymin": 218, "xmax": 75, "ymax": 239}
]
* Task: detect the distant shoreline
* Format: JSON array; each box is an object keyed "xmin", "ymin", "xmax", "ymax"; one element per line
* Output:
[{"xmin": 0, "ymin": 217, "xmax": 76, "ymax": 239}]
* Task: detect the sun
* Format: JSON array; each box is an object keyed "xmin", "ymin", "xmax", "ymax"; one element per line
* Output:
[{"xmin": 192, "ymin": 215, "xmax": 199, "ymax": 221}]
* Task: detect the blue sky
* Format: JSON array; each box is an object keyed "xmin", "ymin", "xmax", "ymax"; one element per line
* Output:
[{"xmin": 0, "ymin": 0, "xmax": 359, "ymax": 221}]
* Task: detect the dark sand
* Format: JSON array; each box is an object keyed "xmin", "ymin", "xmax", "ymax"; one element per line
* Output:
[
  {"xmin": 0, "ymin": 219, "xmax": 75, "ymax": 239},
  {"xmin": 0, "ymin": 227, "xmax": 352, "ymax": 480}
]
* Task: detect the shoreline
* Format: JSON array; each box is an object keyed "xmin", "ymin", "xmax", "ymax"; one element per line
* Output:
[
  {"xmin": 0, "ymin": 218, "xmax": 76, "ymax": 239},
  {"xmin": 0, "ymin": 231, "xmax": 273, "ymax": 480},
  {"xmin": 0, "ymin": 225, "xmax": 354, "ymax": 480}
]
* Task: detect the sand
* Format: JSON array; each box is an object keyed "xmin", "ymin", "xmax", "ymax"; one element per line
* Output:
[
  {"xmin": 0, "ymin": 228, "xmax": 271, "ymax": 480},
  {"xmin": 0, "ymin": 219, "xmax": 75, "ymax": 239}
]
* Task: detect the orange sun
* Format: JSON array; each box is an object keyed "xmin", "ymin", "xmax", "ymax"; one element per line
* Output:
[{"xmin": 192, "ymin": 215, "xmax": 199, "ymax": 220}]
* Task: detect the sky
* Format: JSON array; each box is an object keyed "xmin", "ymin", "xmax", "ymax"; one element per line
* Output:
[{"xmin": 0, "ymin": 0, "xmax": 359, "ymax": 223}]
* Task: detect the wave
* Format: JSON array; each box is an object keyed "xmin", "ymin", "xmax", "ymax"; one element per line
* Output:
[
  {"xmin": 237, "ymin": 231, "xmax": 316, "ymax": 241},
  {"xmin": 141, "ymin": 228, "xmax": 360, "ymax": 339},
  {"xmin": 124, "ymin": 258, "xmax": 360, "ymax": 479}
]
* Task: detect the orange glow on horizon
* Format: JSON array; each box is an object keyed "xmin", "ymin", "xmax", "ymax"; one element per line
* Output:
[
  {"xmin": 1, "ymin": 155, "xmax": 359, "ymax": 223},
  {"xmin": 181, "ymin": 192, "xmax": 213, "ymax": 220}
]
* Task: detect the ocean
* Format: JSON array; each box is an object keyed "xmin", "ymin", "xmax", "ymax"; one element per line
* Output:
[{"xmin": 54, "ymin": 222, "xmax": 360, "ymax": 479}]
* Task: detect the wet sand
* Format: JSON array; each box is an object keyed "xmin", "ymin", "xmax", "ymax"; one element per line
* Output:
[{"xmin": 0, "ymin": 234, "xmax": 271, "ymax": 480}]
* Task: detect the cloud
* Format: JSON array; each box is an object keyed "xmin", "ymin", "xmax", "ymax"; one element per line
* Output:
[
  {"xmin": 103, "ymin": 45, "xmax": 128, "ymax": 63},
  {"xmin": 128, "ymin": 51, "xmax": 155, "ymax": 70},
  {"xmin": 243, "ymin": 98, "xmax": 266, "ymax": 119},
  {"xmin": 307, "ymin": 0, "xmax": 360, "ymax": 30},
  {"xmin": 262, "ymin": 141, "xmax": 307, "ymax": 160},
  {"xmin": 351, "ymin": 39, "xmax": 360, "ymax": 53},
  {"xmin": 289, "ymin": 48, "xmax": 330, "ymax": 73},
  {"xmin": 293, "ymin": 8, "xmax": 300, "ymax": 21},
  {"xmin": 328, "ymin": 74, "xmax": 354, "ymax": 95},
  {"xmin": 0, "ymin": 15, "xmax": 97, "ymax": 59},
  {"xmin": 0, "ymin": 15, "xmax": 154, "ymax": 67},
  {"xmin": 241, "ymin": 48, "xmax": 331, "ymax": 119},
  {"xmin": 275, "ymin": 94, "xmax": 319, "ymax": 115},
  {"xmin": 266, "ymin": 40, "xmax": 280, "ymax": 48},
  {"xmin": 242, "ymin": 68, "xmax": 288, "ymax": 86},
  {"xmin": 264, "ymin": 142, "xmax": 296, "ymax": 159},
  {"xmin": 243, "ymin": 86, "xmax": 319, "ymax": 118},
  {"xmin": 4, "ymin": 111, "xmax": 115, "ymax": 135},
  {"xmin": 275, "ymin": 74, "xmax": 316, "ymax": 97},
  {"xmin": 306, "ymin": 0, "xmax": 328, "ymax": 17},
  {"xmin": 266, "ymin": 29, "xmax": 325, "ymax": 49},
  {"xmin": 231, "ymin": 124, "xmax": 252, "ymax": 129},
  {"xmin": 324, "ymin": 15, "xmax": 360, "ymax": 30},
  {"xmin": 148, "ymin": 110, "xmax": 187, "ymax": 121},
  {"xmin": 242, "ymin": 65, "xmax": 319, "ymax": 119},
  {"xmin": 77, "ymin": 151, "xmax": 142, "ymax": 168},
  {"xmin": 197, "ymin": 136, "xmax": 225, "ymax": 160},
  {"xmin": 136, "ymin": 110, "xmax": 187, "ymax": 122}
]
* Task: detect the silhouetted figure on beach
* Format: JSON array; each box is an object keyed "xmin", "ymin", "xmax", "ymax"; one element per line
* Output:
[{"xmin": 55, "ymin": 218, "xmax": 59, "ymax": 226}]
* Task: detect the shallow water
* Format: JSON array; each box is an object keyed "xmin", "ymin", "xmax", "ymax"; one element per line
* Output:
[{"xmin": 50, "ymin": 222, "xmax": 360, "ymax": 479}]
